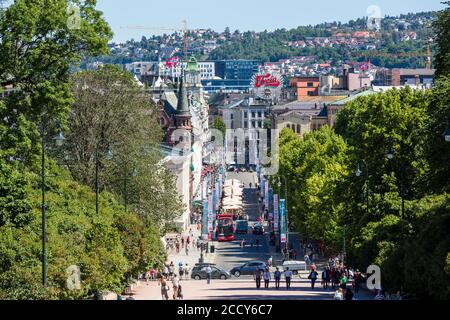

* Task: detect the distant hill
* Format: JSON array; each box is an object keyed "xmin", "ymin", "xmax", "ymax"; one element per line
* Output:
[{"xmin": 83, "ymin": 11, "xmax": 438, "ymax": 69}]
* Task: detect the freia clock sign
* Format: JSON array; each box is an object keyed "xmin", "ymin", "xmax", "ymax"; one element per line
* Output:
[{"xmin": 251, "ymin": 72, "xmax": 283, "ymax": 100}]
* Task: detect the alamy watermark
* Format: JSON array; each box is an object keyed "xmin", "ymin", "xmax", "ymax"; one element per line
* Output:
[
  {"xmin": 169, "ymin": 128, "xmax": 280, "ymax": 176},
  {"xmin": 367, "ymin": 5, "xmax": 382, "ymax": 32},
  {"xmin": 366, "ymin": 264, "xmax": 382, "ymax": 290},
  {"xmin": 66, "ymin": 265, "xmax": 81, "ymax": 291},
  {"xmin": 67, "ymin": 4, "xmax": 81, "ymax": 30}
]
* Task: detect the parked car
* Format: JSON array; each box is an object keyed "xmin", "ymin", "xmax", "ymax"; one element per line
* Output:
[
  {"xmin": 235, "ymin": 220, "xmax": 249, "ymax": 234},
  {"xmin": 191, "ymin": 265, "xmax": 230, "ymax": 280},
  {"xmin": 230, "ymin": 261, "xmax": 267, "ymax": 277},
  {"xmin": 252, "ymin": 224, "xmax": 264, "ymax": 235},
  {"xmin": 282, "ymin": 260, "xmax": 307, "ymax": 275}
]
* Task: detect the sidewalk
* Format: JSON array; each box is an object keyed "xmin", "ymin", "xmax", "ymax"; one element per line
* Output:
[{"xmin": 165, "ymin": 224, "xmax": 217, "ymax": 268}]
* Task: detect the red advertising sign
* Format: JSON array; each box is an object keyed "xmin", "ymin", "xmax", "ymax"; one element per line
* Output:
[{"xmin": 254, "ymin": 74, "xmax": 281, "ymax": 88}]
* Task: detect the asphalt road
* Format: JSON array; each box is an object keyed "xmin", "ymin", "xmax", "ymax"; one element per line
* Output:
[{"xmin": 214, "ymin": 172, "xmax": 271, "ymax": 275}]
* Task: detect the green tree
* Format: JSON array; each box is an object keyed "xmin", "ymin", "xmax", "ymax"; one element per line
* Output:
[
  {"xmin": 433, "ymin": 1, "xmax": 450, "ymax": 77},
  {"xmin": 0, "ymin": 0, "xmax": 112, "ymax": 164},
  {"xmin": 212, "ymin": 117, "xmax": 226, "ymax": 139},
  {"xmin": 64, "ymin": 65, "xmax": 182, "ymax": 232},
  {"xmin": 276, "ymin": 126, "xmax": 349, "ymax": 248},
  {"xmin": 424, "ymin": 75, "xmax": 450, "ymax": 193}
]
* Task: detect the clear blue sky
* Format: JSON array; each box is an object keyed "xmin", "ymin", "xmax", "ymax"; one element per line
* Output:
[{"xmin": 96, "ymin": 0, "xmax": 446, "ymax": 43}]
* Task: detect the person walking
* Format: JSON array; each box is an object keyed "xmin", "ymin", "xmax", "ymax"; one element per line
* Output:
[
  {"xmin": 205, "ymin": 265, "xmax": 212, "ymax": 285},
  {"xmin": 179, "ymin": 265, "xmax": 184, "ymax": 279},
  {"xmin": 353, "ymin": 269, "xmax": 362, "ymax": 294},
  {"xmin": 184, "ymin": 264, "xmax": 190, "ymax": 280},
  {"xmin": 159, "ymin": 277, "xmax": 170, "ymax": 300},
  {"xmin": 322, "ymin": 268, "xmax": 330, "ymax": 289},
  {"xmin": 284, "ymin": 267, "xmax": 293, "ymax": 290},
  {"xmin": 185, "ymin": 245, "xmax": 189, "ymax": 256},
  {"xmin": 172, "ymin": 275, "xmax": 180, "ymax": 300},
  {"xmin": 308, "ymin": 269, "xmax": 319, "ymax": 290},
  {"xmin": 345, "ymin": 288, "xmax": 354, "ymax": 301},
  {"xmin": 334, "ymin": 288, "xmax": 344, "ymax": 300},
  {"xmin": 254, "ymin": 267, "xmax": 262, "ymax": 289},
  {"xmin": 169, "ymin": 263, "xmax": 175, "ymax": 280},
  {"xmin": 268, "ymin": 256, "xmax": 273, "ymax": 267},
  {"xmin": 145, "ymin": 269, "xmax": 151, "ymax": 285},
  {"xmin": 340, "ymin": 273, "xmax": 348, "ymax": 289},
  {"xmin": 274, "ymin": 267, "xmax": 281, "ymax": 289},
  {"xmin": 263, "ymin": 268, "xmax": 271, "ymax": 288},
  {"xmin": 177, "ymin": 284, "xmax": 184, "ymax": 300},
  {"xmin": 163, "ymin": 265, "xmax": 169, "ymax": 279}
]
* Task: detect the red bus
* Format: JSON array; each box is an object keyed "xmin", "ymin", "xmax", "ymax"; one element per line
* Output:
[{"xmin": 216, "ymin": 215, "xmax": 234, "ymax": 242}]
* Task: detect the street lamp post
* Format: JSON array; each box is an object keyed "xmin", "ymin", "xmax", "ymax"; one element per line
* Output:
[
  {"xmin": 356, "ymin": 160, "xmax": 370, "ymax": 215},
  {"xmin": 40, "ymin": 119, "xmax": 65, "ymax": 288},
  {"xmin": 278, "ymin": 175, "xmax": 289, "ymax": 254},
  {"xmin": 95, "ymin": 145, "xmax": 113, "ymax": 215},
  {"xmin": 124, "ymin": 166, "xmax": 137, "ymax": 212},
  {"xmin": 386, "ymin": 148, "xmax": 406, "ymax": 238}
]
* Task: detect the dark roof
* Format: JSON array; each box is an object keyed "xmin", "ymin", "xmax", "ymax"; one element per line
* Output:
[{"xmin": 176, "ymin": 72, "xmax": 190, "ymax": 116}]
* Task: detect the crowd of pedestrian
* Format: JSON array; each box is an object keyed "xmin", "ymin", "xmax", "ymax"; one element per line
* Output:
[
  {"xmin": 252, "ymin": 267, "xmax": 295, "ymax": 290},
  {"xmin": 165, "ymin": 229, "xmax": 198, "ymax": 255}
]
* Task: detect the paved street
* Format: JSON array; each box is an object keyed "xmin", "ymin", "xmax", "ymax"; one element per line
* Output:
[
  {"xmin": 127, "ymin": 172, "xmax": 374, "ymax": 300},
  {"xmin": 214, "ymin": 171, "xmax": 270, "ymax": 273},
  {"xmin": 126, "ymin": 276, "xmax": 349, "ymax": 300}
]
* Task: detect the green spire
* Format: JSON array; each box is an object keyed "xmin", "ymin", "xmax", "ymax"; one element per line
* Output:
[
  {"xmin": 176, "ymin": 70, "xmax": 190, "ymax": 115},
  {"xmin": 186, "ymin": 57, "xmax": 199, "ymax": 72}
]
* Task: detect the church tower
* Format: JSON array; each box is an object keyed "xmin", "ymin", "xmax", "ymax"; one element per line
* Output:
[{"xmin": 174, "ymin": 70, "xmax": 192, "ymax": 130}]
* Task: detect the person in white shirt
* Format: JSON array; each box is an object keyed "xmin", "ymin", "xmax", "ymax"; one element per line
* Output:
[
  {"xmin": 334, "ymin": 288, "xmax": 344, "ymax": 300},
  {"xmin": 284, "ymin": 267, "xmax": 293, "ymax": 289},
  {"xmin": 205, "ymin": 266, "xmax": 212, "ymax": 285}
]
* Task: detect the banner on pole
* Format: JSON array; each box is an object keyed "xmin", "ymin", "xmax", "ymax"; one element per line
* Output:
[
  {"xmin": 202, "ymin": 200, "xmax": 209, "ymax": 238},
  {"xmin": 268, "ymin": 188, "xmax": 274, "ymax": 221},
  {"xmin": 280, "ymin": 199, "xmax": 287, "ymax": 244},
  {"xmin": 264, "ymin": 180, "xmax": 269, "ymax": 208},
  {"xmin": 208, "ymin": 195, "xmax": 213, "ymax": 232},
  {"xmin": 273, "ymin": 194, "xmax": 279, "ymax": 229}
]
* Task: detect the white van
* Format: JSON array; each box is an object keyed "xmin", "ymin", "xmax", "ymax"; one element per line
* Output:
[{"xmin": 282, "ymin": 260, "xmax": 307, "ymax": 275}]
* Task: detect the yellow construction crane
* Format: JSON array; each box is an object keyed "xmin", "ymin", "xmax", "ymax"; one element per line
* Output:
[{"xmin": 120, "ymin": 20, "xmax": 191, "ymax": 62}]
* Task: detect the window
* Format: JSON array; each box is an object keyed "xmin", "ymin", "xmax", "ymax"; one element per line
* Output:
[
  {"xmin": 297, "ymin": 125, "xmax": 301, "ymax": 133},
  {"xmin": 258, "ymin": 111, "xmax": 262, "ymax": 118},
  {"xmin": 307, "ymin": 91, "xmax": 314, "ymax": 96},
  {"xmin": 244, "ymin": 121, "xmax": 248, "ymax": 129},
  {"xmin": 252, "ymin": 112, "xmax": 256, "ymax": 118},
  {"xmin": 230, "ymin": 114, "xmax": 234, "ymax": 120},
  {"xmin": 244, "ymin": 111, "xmax": 248, "ymax": 118},
  {"xmin": 307, "ymin": 82, "xmax": 314, "ymax": 87},
  {"xmin": 252, "ymin": 121, "xmax": 256, "ymax": 128},
  {"xmin": 258, "ymin": 121, "xmax": 262, "ymax": 128}
]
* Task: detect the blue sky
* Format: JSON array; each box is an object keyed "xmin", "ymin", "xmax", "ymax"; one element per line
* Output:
[{"xmin": 96, "ymin": 0, "xmax": 446, "ymax": 43}]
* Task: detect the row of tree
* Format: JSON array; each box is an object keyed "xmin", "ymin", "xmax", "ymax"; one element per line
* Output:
[
  {"xmin": 0, "ymin": 0, "xmax": 182, "ymax": 299},
  {"xmin": 274, "ymin": 4, "xmax": 450, "ymax": 299}
]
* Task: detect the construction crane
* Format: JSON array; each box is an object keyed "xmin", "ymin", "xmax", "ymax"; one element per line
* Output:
[{"xmin": 120, "ymin": 20, "xmax": 191, "ymax": 62}]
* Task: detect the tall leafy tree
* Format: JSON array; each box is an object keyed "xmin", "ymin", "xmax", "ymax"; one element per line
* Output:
[
  {"xmin": 0, "ymin": 0, "xmax": 112, "ymax": 163},
  {"xmin": 433, "ymin": 1, "xmax": 450, "ymax": 77},
  {"xmin": 276, "ymin": 126, "xmax": 349, "ymax": 248},
  {"xmin": 64, "ymin": 65, "xmax": 182, "ymax": 231}
]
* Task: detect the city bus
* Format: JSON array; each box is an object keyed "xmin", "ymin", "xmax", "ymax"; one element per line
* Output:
[{"xmin": 216, "ymin": 214, "xmax": 235, "ymax": 242}]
